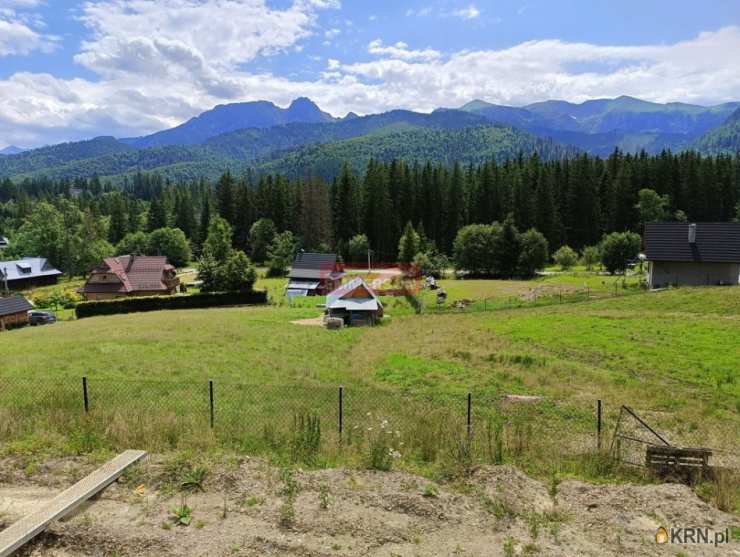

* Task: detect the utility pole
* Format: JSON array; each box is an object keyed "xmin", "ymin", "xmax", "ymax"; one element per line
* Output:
[{"xmin": 367, "ymin": 249, "xmax": 372, "ymax": 273}]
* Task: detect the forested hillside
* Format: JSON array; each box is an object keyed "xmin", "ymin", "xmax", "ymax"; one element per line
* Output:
[
  {"xmin": 2, "ymin": 150, "xmax": 738, "ymax": 276},
  {"xmin": 460, "ymin": 96, "xmax": 740, "ymax": 156},
  {"xmin": 256, "ymin": 125, "xmax": 580, "ymax": 179},
  {"xmin": 693, "ymin": 108, "xmax": 740, "ymax": 154},
  {"xmin": 0, "ymin": 110, "xmax": 570, "ymax": 182}
]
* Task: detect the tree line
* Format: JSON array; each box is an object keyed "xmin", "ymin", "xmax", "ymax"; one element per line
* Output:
[{"xmin": 1, "ymin": 149, "xmax": 738, "ymax": 276}]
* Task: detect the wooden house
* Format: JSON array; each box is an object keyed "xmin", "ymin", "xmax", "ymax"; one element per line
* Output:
[
  {"xmin": 0, "ymin": 295, "xmax": 33, "ymax": 330},
  {"xmin": 644, "ymin": 223, "xmax": 740, "ymax": 288},
  {"xmin": 326, "ymin": 277, "xmax": 383, "ymax": 326},
  {"xmin": 80, "ymin": 255, "xmax": 179, "ymax": 301},
  {"xmin": 286, "ymin": 252, "xmax": 344, "ymax": 297},
  {"xmin": 0, "ymin": 257, "xmax": 62, "ymax": 291}
]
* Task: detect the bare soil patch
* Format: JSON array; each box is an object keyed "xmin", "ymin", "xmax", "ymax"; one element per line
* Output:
[{"xmin": 0, "ymin": 456, "xmax": 736, "ymax": 556}]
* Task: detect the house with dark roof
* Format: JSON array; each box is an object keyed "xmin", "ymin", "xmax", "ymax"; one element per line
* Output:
[
  {"xmin": 325, "ymin": 277, "xmax": 383, "ymax": 326},
  {"xmin": 286, "ymin": 252, "xmax": 343, "ymax": 297},
  {"xmin": 644, "ymin": 222, "xmax": 740, "ymax": 288},
  {"xmin": 0, "ymin": 257, "xmax": 62, "ymax": 291},
  {"xmin": 0, "ymin": 236, "xmax": 9, "ymax": 249},
  {"xmin": 0, "ymin": 295, "xmax": 33, "ymax": 330},
  {"xmin": 80, "ymin": 255, "xmax": 180, "ymax": 301}
]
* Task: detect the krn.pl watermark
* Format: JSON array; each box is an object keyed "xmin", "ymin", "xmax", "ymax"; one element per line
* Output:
[{"xmin": 655, "ymin": 526, "xmax": 733, "ymax": 547}]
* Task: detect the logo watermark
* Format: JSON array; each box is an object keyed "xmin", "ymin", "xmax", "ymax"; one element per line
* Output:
[{"xmin": 655, "ymin": 526, "xmax": 732, "ymax": 547}]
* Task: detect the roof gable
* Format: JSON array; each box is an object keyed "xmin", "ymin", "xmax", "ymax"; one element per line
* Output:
[
  {"xmin": 326, "ymin": 277, "xmax": 382, "ymax": 310},
  {"xmin": 644, "ymin": 222, "xmax": 740, "ymax": 263}
]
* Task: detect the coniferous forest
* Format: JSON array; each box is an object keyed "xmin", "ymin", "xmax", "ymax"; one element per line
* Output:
[{"xmin": 1, "ymin": 149, "xmax": 739, "ymax": 274}]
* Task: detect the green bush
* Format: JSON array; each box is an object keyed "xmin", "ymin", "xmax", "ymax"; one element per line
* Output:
[{"xmin": 75, "ymin": 290, "xmax": 267, "ymax": 318}]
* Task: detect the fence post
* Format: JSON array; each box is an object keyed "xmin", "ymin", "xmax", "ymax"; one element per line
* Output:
[
  {"xmin": 597, "ymin": 399, "xmax": 602, "ymax": 451},
  {"xmin": 338, "ymin": 386, "xmax": 344, "ymax": 441},
  {"xmin": 82, "ymin": 376, "xmax": 89, "ymax": 414},
  {"xmin": 466, "ymin": 392, "xmax": 472, "ymax": 438},
  {"xmin": 209, "ymin": 380, "xmax": 214, "ymax": 429}
]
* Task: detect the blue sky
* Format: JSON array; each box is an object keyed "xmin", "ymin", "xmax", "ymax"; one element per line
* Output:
[{"xmin": 1, "ymin": 0, "xmax": 740, "ymax": 148}]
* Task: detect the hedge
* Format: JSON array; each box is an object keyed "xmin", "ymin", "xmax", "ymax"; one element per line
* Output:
[{"xmin": 75, "ymin": 290, "xmax": 268, "ymax": 319}]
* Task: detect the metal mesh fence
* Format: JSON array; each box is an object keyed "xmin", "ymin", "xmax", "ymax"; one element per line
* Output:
[{"xmin": 0, "ymin": 376, "xmax": 736, "ymax": 470}]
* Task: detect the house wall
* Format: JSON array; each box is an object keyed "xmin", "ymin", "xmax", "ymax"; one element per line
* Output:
[
  {"xmin": 0, "ymin": 311, "xmax": 28, "ymax": 330},
  {"xmin": 649, "ymin": 261, "xmax": 740, "ymax": 288},
  {"xmin": 5, "ymin": 275, "xmax": 59, "ymax": 291}
]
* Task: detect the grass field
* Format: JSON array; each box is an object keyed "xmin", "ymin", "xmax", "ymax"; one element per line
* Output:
[{"xmin": 1, "ymin": 281, "xmax": 738, "ymax": 506}]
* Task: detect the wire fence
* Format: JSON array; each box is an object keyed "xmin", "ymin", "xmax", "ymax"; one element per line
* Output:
[
  {"xmin": 416, "ymin": 283, "xmax": 646, "ymax": 316},
  {"xmin": 0, "ymin": 376, "xmax": 737, "ymax": 471}
]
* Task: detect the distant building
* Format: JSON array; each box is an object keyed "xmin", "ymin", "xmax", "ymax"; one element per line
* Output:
[
  {"xmin": 644, "ymin": 222, "xmax": 740, "ymax": 288},
  {"xmin": 0, "ymin": 236, "xmax": 9, "ymax": 249},
  {"xmin": 286, "ymin": 252, "xmax": 344, "ymax": 297},
  {"xmin": 326, "ymin": 277, "xmax": 383, "ymax": 326},
  {"xmin": 80, "ymin": 255, "xmax": 180, "ymax": 301},
  {"xmin": 0, "ymin": 257, "xmax": 62, "ymax": 291},
  {"xmin": 0, "ymin": 295, "xmax": 33, "ymax": 330}
]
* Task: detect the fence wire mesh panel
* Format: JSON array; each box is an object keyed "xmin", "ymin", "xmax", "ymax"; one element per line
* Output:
[
  {"xmin": 0, "ymin": 377, "xmax": 83, "ymax": 442},
  {"xmin": 0, "ymin": 376, "xmax": 737, "ymax": 471},
  {"xmin": 214, "ymin": 382, "xmax": 339, "ymax": 454},
  {"xmin": 85, "ymin": 378, "xmax": 211, "ymax": 452}
]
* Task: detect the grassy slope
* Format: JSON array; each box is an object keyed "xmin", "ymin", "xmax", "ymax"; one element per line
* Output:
[{"xmin": 1, "ymin": 284, "xmax": 737, "ymax": 413}]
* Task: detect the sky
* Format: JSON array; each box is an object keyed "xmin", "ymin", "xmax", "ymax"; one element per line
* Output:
[{"xmin": 1, "ymin": 0, "xmax": 740, "ymax": 149}]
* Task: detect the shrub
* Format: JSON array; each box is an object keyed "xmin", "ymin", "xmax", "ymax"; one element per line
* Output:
[
  {"xmin": 248, "ymin": 218, "xmax": 276, "ymax": 264},
  {"xmin": 214, "ymin": 250, "xmax": 257, "ymax": 292},
  {"xmin": 116, "ymin": 231, "xmax": 149, "ymax": 256},
  {"xmin": 347, "ymin": 234, "xmax": 369, "ymax": 264},
  {"xmin": 517, "ymin": 229, "xmax": 549, "ymax": 277},
  {"xmin": 453, "ymin": 224, "xmax": 500, "ymax": 276},
  {"xmin": 553, "ymin": 245, "xmax": 578, "ymax": 270},
  {"xmin": 75, "ymin": 290, "xmax": 267, "ymax": 318},
  {"xmin": 147, "ymin": 227, "xmax": 192, "ymax": 267},
  {"xmin": 581, "ymin": 245, "xmax": 601, "ymax": 271},
  {"xmin": 600, "ymin": 231, "xmax": 641, "ymax": 275},
  {"xmin": 266, "ymin": 231, "xmax": 297, "ymax": 277}
]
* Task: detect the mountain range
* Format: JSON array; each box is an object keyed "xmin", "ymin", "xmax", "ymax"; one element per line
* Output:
[{"xmin": 1, "ymin": 96, "xmax": 738, "ymax": 183}]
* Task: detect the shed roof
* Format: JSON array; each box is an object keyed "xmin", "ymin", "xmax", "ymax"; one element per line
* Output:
[
  {"xmin": 288, "ymin": 252, "xmax": 341, "ymax": 280},
  {"xmin": 644, "ymin": 222, "xmax": 740, "ymax": 263},
  {"xmin": 0, "ymin": 257, "xmax": 62, "ymax": 282},
  {"xmin": 0, "ymin": 295, "xmax": 33, "ymax": 317},
  {"xmin": 326, "ymin": 277, "xmax": 382, "ymax": 311}
]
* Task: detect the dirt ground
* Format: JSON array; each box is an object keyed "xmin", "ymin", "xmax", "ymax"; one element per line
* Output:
[{"xmin": 0, "ymin": 456, "xmax": 737, "ymax": 557}]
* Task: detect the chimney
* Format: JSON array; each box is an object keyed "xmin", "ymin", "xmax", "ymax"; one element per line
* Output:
[{"xmin": 688, "ymin": 223, "xmax": 697, "ymax": 244}]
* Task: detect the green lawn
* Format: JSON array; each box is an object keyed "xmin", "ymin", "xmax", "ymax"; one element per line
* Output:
[{"xmin": 0, "ymin": 282, "xmax": 737, "ymax": 485}]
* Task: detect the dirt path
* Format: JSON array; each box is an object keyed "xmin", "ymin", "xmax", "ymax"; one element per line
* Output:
[{"xmin": 0, "ymin": 457, "xmax": 736, "ymax": 556}]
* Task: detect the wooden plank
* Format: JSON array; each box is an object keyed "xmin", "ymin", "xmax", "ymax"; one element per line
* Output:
[{"xmin": 0, "ymin": 450, "xmax": 146, "ymax": 557}]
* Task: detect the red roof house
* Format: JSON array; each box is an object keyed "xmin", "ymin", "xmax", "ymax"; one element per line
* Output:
[{"xmin": 80, "ymin": 255, "xmax": 180, "ymax": 301}]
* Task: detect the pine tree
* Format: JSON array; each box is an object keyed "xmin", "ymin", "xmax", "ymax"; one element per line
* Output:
[
  {"xmin": 108, "ymin": 194, "xmax": 128, "ymax": 245},
  {"xmin": 216, "ymin": 170, "xmax": 236, "ymax": 225},
  {"xmin": 147, "ymin": 195, "xmax": 168, "ymax": 232}
]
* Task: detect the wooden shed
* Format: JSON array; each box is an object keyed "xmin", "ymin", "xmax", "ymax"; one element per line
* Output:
[
  {"xmin": 0, "ymin": 296, "xmax": 33, "ymax": 331},
  {"xmin": 325, "ymin": 277, "xmax": 383, "ymax": 326}
]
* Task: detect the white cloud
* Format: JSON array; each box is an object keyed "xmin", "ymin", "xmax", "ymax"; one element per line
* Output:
[
  {"xmin": 367, "ymin": 39, "xmax": 441, "ymax": 62},
  {"xmin": 0, "ymin": 0, "xmax": 56, "ymax": 56},
  {"xmin": 450, "ymin": 4, "xmax": 480, "ymax": 20},
  {"xmin": 2, "ymin": 7, "xmax": 740, "ymax": 149}
]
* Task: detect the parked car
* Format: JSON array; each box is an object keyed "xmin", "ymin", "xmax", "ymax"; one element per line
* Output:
[{"xmin": 28, "ymin": 310, "xmax": 56, "ymax": 326}]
